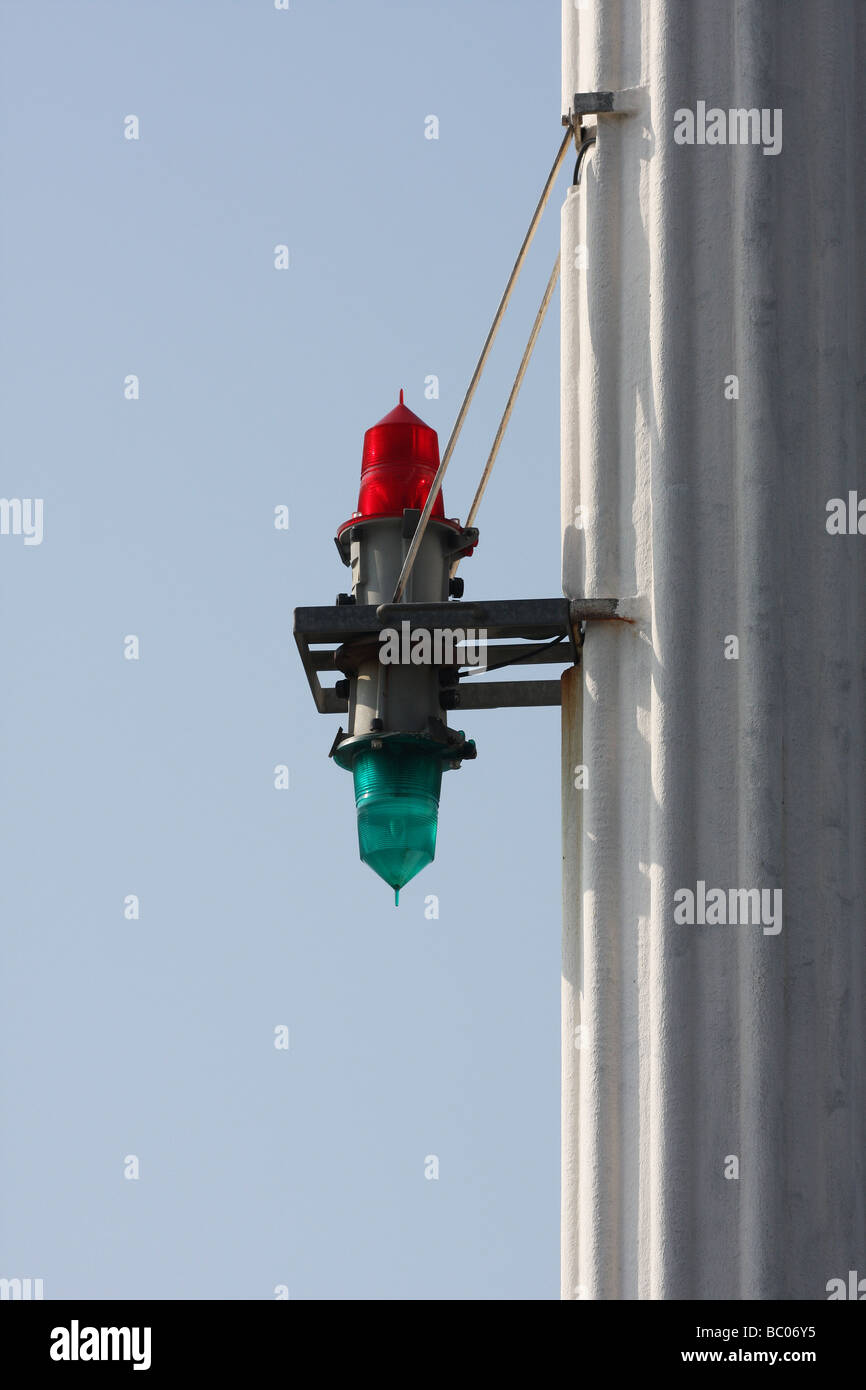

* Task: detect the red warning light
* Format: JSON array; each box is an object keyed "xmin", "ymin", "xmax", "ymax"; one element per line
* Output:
[
  {"xmin": 336, "ymin": 392, "xmax": 475, "ymax": 559},
  {"xmin": 354, "ymin": 390, "xmax": 446, "ymax": 522}
]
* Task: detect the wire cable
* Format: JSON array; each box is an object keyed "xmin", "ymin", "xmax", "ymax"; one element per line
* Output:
[
  {"xmin": 390, "ymin": 123, "xmax": 575, "ymax": 603},
  {"xmin": 459, "ymin": 633, "xmax": 568, "ymax": 677},
  {"xmin": 450, "ymin": 250, "xmax": 561, "ymax": 579}
]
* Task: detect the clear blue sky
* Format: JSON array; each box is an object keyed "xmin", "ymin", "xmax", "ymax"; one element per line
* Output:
[{"xmin": 0, "ymin": 0, "xmax": 564, "ymax": 1299}]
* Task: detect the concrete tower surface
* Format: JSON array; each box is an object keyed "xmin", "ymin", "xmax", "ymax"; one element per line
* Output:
[{"xmin": 560, "ymin": 0, "xmax": 865, "ymax": 1299}]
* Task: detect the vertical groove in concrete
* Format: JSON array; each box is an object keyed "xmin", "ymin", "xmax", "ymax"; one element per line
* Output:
[{"xmin": 561, "ymin": 0, "xmax": 866, "ymax": 1300}]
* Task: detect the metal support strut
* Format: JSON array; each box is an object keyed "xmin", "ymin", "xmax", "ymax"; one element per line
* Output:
[{"xmin": 393, "ymin": 92, "xmax": 617, "ymax": 603}]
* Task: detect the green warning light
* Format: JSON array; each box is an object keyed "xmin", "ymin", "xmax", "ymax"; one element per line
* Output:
[
  {"xmin": 334, "ymin": 732, "xmax": 474, "ymax": 903},
  {"xmin": 352, "ymin": 744, "xmax": 442, "ymax": 903}
]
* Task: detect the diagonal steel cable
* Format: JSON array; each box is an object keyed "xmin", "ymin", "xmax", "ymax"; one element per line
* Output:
[{"xmin": 390, "ymin": 123, "xmax": 575, "ymax": 602}]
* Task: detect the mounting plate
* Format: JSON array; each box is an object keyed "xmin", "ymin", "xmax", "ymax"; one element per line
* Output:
[{"xmin": 293, "ymin": 597, "xmax": 626, "ymax": 713}]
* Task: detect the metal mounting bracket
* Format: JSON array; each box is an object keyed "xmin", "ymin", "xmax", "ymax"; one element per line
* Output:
[
  {"xmin": 294, "ymin": 597, "xmax": 629, "ymax": 714},
  {"xmin": 563, "ymin": 91, "xmax": 622, "ymax": 184}
]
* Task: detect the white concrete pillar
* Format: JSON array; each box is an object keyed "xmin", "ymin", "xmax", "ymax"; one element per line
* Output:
[{"xmin": 561, "ymin": 0, "xmax": 866, "ymax": 1300}]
